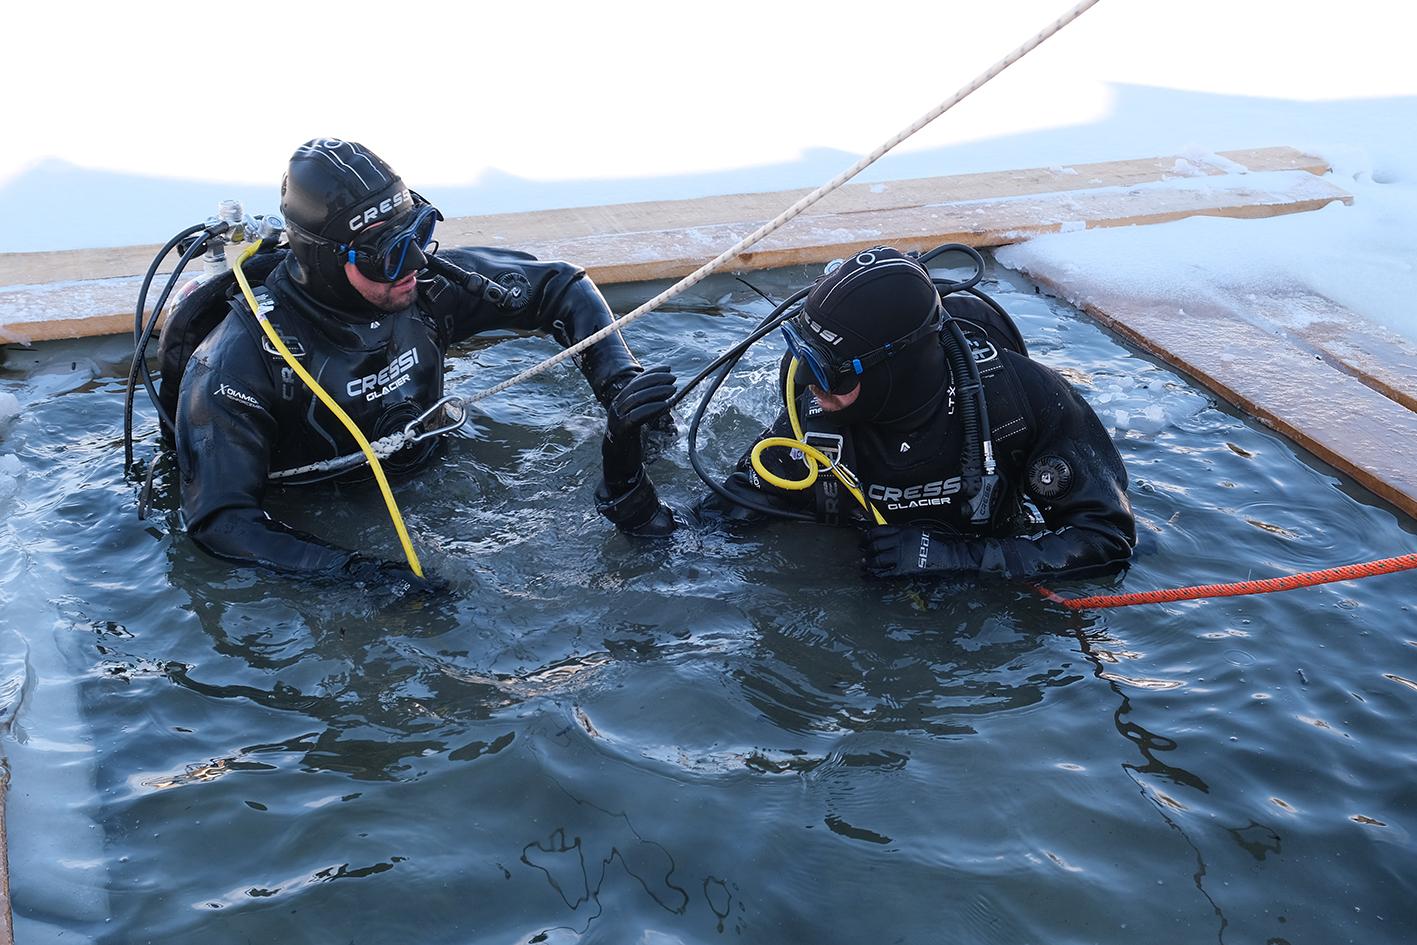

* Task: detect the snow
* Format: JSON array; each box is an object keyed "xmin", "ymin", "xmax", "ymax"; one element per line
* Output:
[
  {"xmin": 2, "ymin": 0, "xmax": 1416, "ymax": 343},
  {"xmin": 0, "ymin": 275, "xmax": 151, "ymax": 326},
  {"xmin": 996, "ymin": 172, "xmax": 1417, "ymax": 346}
]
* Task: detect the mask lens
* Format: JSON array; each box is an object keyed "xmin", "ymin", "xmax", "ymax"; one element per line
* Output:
[
  {"xmin": 380, "ymin": 233, "xmax": 415, "ymax": 281},
  {"xmin": 381, "ymin": 206, "xmax": 440, "ymax": 281},
  {"xmin": 353, "ymin": 204, "xmax": 441, "ymax": 283},
  {"xmin": 781, "ymin": 320, "xmax": 845, "ymax": 392}
]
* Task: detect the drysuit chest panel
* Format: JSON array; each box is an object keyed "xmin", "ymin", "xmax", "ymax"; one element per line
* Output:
[
  {"xmin": 798, "ymin": 319, "xmax": 1034, "ymax": 533},
  {"xmin": 220, "ymin": 293, "xmax": 448, "ymax": 481}
]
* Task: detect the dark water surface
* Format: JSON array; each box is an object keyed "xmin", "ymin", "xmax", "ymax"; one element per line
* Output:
[{"xmin": 2, "ymin": 263, "xmax": 1415, "ymax": 944}]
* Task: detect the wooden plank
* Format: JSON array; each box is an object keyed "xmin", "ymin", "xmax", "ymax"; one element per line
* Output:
[
  {"xmin": 0, "ymin": 771, "xmax": 9, "ymax": 945},
  {"xmin": 434, "ymin": 146, "xmax": 1329, "ymax": 249},
  {"xmin": 518, "ymin": 169, "xmax": 1349, "ymax": 284},
  {"xmin": 1240, "ymin": 289, "xmax": 1417, "ymax": 414},
  {"xmin": 0, "ymin": 149, "xmax": 1347, "ymax": 343},
  {"xmin": 1023, "ymin": 272, "xmax": 1417, "ymax": 519},
  {"xmin": 0, "ymin": 146, "xmax": 1325, "ymax": 290}
]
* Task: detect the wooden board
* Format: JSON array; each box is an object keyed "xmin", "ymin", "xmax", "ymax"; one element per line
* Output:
[
  {"xmin": 0, "ymin": 147, "xmax": 1347, "ymax": 343},
  {"xmin": 1241, "ymin": 289, "xmax": 1417, "ymax": 414},
  {"xmin": 433, "ymin": 146, "xmax": 1331, "ymax": 249},
  {"xmin": 0, "ymin": 146, "xmax": 1327, "ymax": 289},
  {"xmin": 0, "ymin": 773, "xmax": 9, "ymax": 945},
  {"xmin": 517, "ymin": 168, "xmax": 1347, "ymax": 285},
  {"xmin": 1023, "ymin": 272, "xmax": 1417, "ymax": 520}
]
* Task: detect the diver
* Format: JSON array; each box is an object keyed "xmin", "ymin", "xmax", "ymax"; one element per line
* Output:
[
  {"xmin": 595, "ymin": 246, "xmax": 1135, "ymax": 581},
  {"xmin": 170, "ymin": 138, "xmax": 663, "ymax": 594}
]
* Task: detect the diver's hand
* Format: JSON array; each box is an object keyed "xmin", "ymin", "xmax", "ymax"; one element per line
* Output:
[
  {"xmin": 603, "ymin": 366, "xmax": 677, "ymax": 485},
  {"xmin": 605, "ymin": 368, "xmax": 679, "ymax": 464},
  {"xmin": 641, "ymin": 405, "xmax": 679, "ymax": 465},
  {"xmin": 341, "ymin": 554, "xmax": 450, "ymax": 601},
  {"xmin": 597, "ymin": 366, "xmax": 679, "ymax": 535},
  {"xmin": 861, "ymin": 525, "xmax": 963, "ymax": 579},
  {"xmin": 607, "ymin": 366, "xmax": 677, "ymax": 440}
]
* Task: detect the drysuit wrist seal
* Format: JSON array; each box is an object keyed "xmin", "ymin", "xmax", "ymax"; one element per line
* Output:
[{"xmin": 596, "ymin": 471, "xmax": 666, "ymax": 532}]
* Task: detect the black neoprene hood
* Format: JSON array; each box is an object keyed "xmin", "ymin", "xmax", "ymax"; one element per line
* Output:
[
  {"xmin": 800, "ymin": 247, "xmax": 949, "ymax": 428},
  {"xmin": 280, "ymin": 138, "xmax": 413, "ymax": 312},
  {"xmin": 802, "ymin": 247, "xmax": 941, "ymax": 357},
  {"xmin": 282, "ymin": 139, "xmax": 411, "ymax": 240}
]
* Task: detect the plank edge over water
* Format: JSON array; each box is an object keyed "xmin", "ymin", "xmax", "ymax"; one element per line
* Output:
[
  {"xmin": 0, "ymin": 146, "xmax": 1341, "ymax": 344},
  {"xmin": 1023, "ymin": 272, "xmax": 1417, "ymax": 520}
]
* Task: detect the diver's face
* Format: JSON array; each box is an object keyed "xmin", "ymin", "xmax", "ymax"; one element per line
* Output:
[
  {"xmin": 345, "ymin": 261, "xmax": 420, "ymax": 312},
  {"xmin": 810, "ymin": 383, "xmax": 861, "ymax": 412}
]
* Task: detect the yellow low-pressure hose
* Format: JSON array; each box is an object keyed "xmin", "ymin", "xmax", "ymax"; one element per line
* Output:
[
  {"xmin": 749, "ymin": 358, "xmax": 886, "ymax": 525},
  {"xmin": 232, "ymin": 242, "xmax": 424, "ymax": 576}
]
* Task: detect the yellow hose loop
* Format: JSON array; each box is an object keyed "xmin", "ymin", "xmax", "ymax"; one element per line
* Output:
[
  {"xmin": 232, "ymin": 242, "xmax": 425, "ymax": 577},
  {"xmin": 750, "ymin": 436, "xmax": 823, "ymax": 491},
  {"xmin": 748, "ymin": 358, "xmax": 886, "ymax": 525}
]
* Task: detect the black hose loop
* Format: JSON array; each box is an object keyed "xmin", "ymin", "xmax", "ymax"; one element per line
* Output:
[
  {"xmin": 133, "ymin": 222, "xmax": 207, "ymax": 342},
  {"xmin": 682, "ymin": 286, "xmax": 816, "ymax": 521},
  {"xmin": 669, "ymin": 286, "xmax": 809, "ymax": 411},
  {"xmin": 124, "ymin": 227, "xmax": 214, "ymax": 472},
  {"xmin": 919, "ymin": 242, "xmax": 985, "ymax": 294}
]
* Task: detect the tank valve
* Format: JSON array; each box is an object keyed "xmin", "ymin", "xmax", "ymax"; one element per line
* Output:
[{"xmin": 193, "ymin": 200, "xmax": 286, "ymax": 277}]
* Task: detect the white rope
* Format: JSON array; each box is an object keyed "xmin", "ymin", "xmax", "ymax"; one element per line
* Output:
[
  {"xmin": 274, "ymin": 0, "xmax": 1102, "ymax": 480},
  {"xmin": 269, "ymin": 430, "xmax": 408, "ymax": 480},
  {"xmin": 462, "ymin": 0, "xmax": 1103, "ymax": 408}
]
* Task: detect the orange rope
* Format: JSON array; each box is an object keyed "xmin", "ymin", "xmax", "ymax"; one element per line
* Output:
[{"xmin": 1043, "ymin": 553, "xmax": 1417, "ymax": 610}]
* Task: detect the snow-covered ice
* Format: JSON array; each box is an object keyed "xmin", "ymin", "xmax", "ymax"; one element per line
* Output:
[{"xmin": 996, "ymin": 165, "xmax": 1417, "ymax": 346}]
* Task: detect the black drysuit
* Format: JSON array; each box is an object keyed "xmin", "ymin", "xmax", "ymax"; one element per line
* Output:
[
  {"xmin": 599, "ymin": 298, "xmax": 1136, "ymax": 580},
  {"xmin": 176, "ymin": 248, "xmax": 640, "ymax": 573}
]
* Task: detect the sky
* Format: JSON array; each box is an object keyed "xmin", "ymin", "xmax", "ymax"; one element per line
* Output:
[{"xmin": 4, "ymin": 0, "xmax": 1415, "ymax": 252}]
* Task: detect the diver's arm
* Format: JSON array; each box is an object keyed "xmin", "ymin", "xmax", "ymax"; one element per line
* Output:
[
  {"xmin": 175, "ymin": 358, "xmax": 359, "ymax": 573},
  {"xmin": 863, "ymin": 362, "xmax": 1135, "ymax": 580},
  {"xmin": 595, "ymin": 367, "xmax": 679, "ymax": 536},
  {"xmin": 425, "ymin": 247, "xmax": 641, "ymax": 405}
]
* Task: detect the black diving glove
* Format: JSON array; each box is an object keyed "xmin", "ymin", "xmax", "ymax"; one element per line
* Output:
[
  {"xmin": 341, "ymin": 554, "xmax": 450, "ymax": 601},
  {"xmin": 597, "ymin": 366, "xmax": 678, "ymax": 535},
  {"xmin": 605, "ymin": 368, "xmax": 679, "ymax": 465},
  {"xmin": 603, "ymin": 366, "xmax": 678, "ymax": 486},
  {"xmin": 861, "ymin": 525, "xmax": 970, "ymax": 579}
]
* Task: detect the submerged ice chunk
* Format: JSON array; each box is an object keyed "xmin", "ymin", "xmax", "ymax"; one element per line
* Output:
[
  {"xmin": 1116, "ymin": 403, "xmax": 1170, "ymax": 434},
  {"xmin": 0, "ymin": 453, "xmax": 24, "ymax": 500},
  {"xmin": 1086, "ymin": 369, "xmax": 1208, "ymax": 436}
]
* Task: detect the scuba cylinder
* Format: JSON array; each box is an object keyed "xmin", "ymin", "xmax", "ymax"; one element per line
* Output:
[
  {"xmin": 124, "ymin": 201, "xmax": 285, "ymax": 512},
  {"xmin": 126, "ymin": 202, "xmax": 285, "ymax": 456}
]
